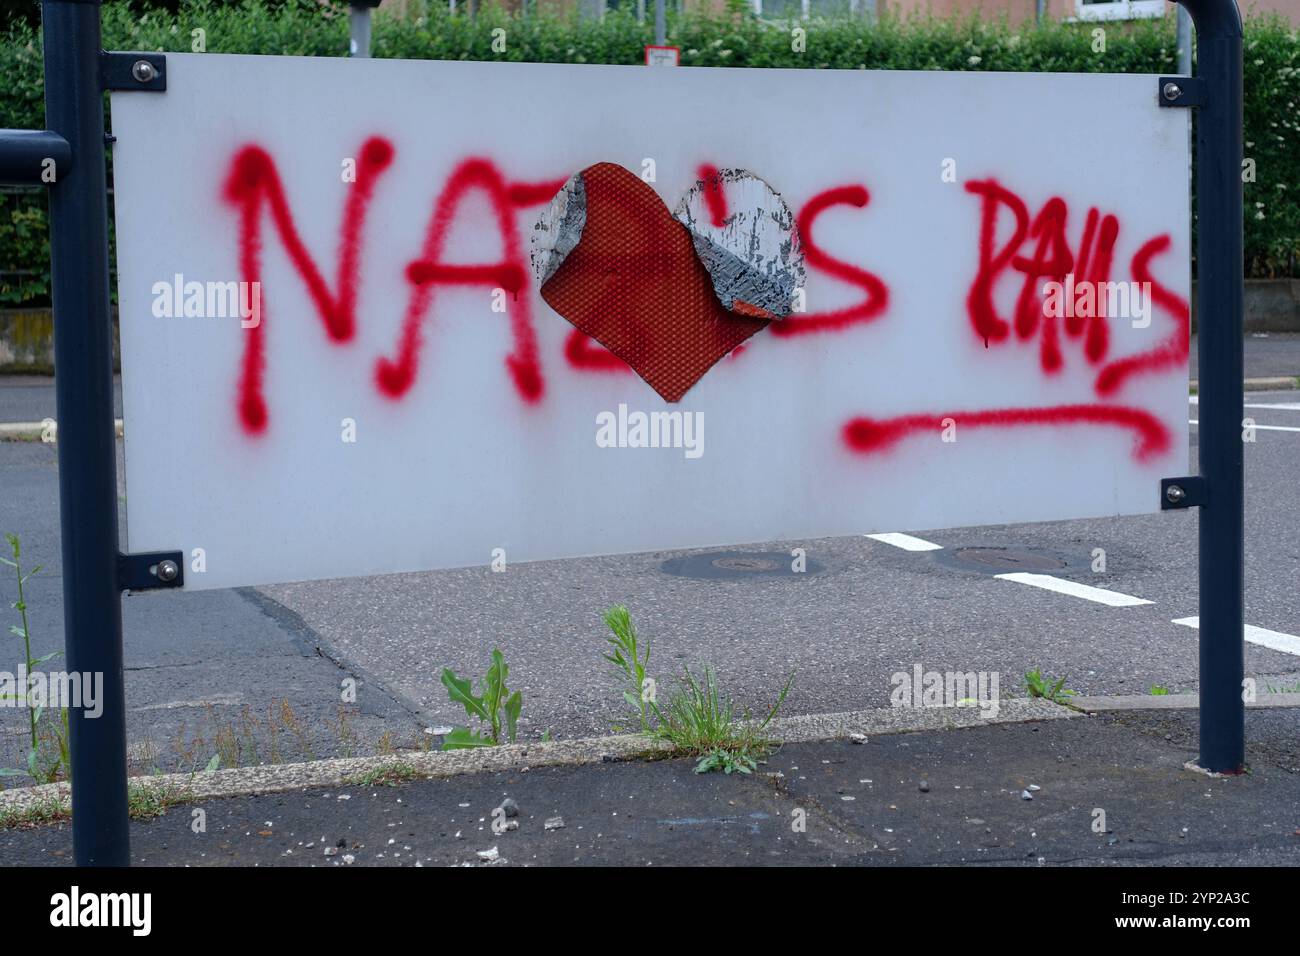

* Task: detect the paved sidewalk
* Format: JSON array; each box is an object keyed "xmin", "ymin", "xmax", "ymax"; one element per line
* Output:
[
  {"xmin": 4, "ymin": 710, "xmax": 1297, "ymax": 866},
  {"xmin": 1189, "ymin": 332, "xmax": 1300, "ymax": 383}
]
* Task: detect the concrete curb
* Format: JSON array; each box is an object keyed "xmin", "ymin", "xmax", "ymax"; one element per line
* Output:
[
  {"xmin": 0, "ymin": 698, "xmax": 1071, "ymax": 817},
  {"xmin": 0, "ymin": 419, "xmax": 123, "ymax": 442},
  {"xmin": 1072, "ymin": 691, "xmax": 1300, "ymax": 713}
]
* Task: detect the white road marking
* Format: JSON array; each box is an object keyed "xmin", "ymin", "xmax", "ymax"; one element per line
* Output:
[
  {"xmin": 995, "ymin": 572, "xmax": 1153, "ymax": 607},
  {"xmin": 1188, "ymin": 419, "xmax": 1300, "ymax": 433},
  {"xmin": 1172, "ymin": 616, "xmax": 1300, "ymax": 657},
  {"xmin": 865, "ymin": 532, "xmax": 943, "ymax": 552}
]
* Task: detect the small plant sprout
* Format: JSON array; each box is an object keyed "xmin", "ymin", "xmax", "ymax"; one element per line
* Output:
[
  {"xmin": 603, "ymin": 604, "xmax": 655, "ymax": 733},
  {"xmin": 1023, "ymin": 668, "xmax": 1076, "ymax": 704},
  {"xmin": 439, "ymin": 649, "xmax": 522, "ymax": 750},
  {"xmin": 1, "ymin": 533, "xmax": 70, "ymax": 784},
  {"xmin": 344, "ymin": 761, "xmax": 419, "ymax": 787}
]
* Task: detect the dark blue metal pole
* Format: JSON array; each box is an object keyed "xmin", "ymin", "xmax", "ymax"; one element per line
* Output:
[
  {"xmin": 1179, "ymin": 0, "xmax": 1245, "ymax": 773},
  {"xmin": 42, "ymin": 0, "xmax": 132, "ymax": 863},
  {"xmin": 0, "ymin": 130, "xmax": 70, "ymax": 184}
]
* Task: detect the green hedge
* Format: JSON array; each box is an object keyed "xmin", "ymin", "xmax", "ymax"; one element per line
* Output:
[{"xmin": 1, "ymin": 1, "xmax": 1296, "ymax": 305}]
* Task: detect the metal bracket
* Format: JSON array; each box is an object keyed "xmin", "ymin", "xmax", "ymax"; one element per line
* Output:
[
  {"xmin": 117, "ymin": 551, "xmax": 184, "ymax": 592},
  {"xmin": 1161, "ymin": 476, "xmax": 1207, "ymax": 510},
  {"xmin": 1158, "ymin": 76, "xmax": 1205, "ymax": 108},
  {"xmin": 100, "ymin": 52, "xmax": 166, "ymax": 92}
]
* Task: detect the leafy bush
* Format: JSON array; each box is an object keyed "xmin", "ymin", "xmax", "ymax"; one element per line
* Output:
[{"xmin": 0, "ymin": 0, "xmax": 1295, "ymax": 306}]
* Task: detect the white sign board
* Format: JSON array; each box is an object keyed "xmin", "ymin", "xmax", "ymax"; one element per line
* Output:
[
  {"xmin": 111, "ymin": 54, "xmax": 1190, "ymax": 591},
  {"xmin": 645, "ymin": 45, "xmax": 681, "ymax": 67}
]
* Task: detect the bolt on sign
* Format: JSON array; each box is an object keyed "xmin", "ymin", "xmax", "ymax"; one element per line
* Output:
[{"xmin": 110, "ymin": 54, "xmax": 1190, "ymax": 591}]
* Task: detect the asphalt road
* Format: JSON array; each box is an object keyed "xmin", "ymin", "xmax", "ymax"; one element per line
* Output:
[
  {"xmin": 0, "ymin": 375, "xmax": 122, "ymax": 424},
  {"xmin": 0, "ymin": 378, "xmax": 1298, "ymax": 775},
  {"xmin": 1189, "ymin": 332, "xmax": 1300, "ymax": 381}
]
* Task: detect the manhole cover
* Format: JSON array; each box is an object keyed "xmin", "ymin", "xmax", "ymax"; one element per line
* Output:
[
  {"xmin": 712, "ymin": 556, "xmax": 780, "ymax": 572},
  {"xmin": 661, "ymin": 550, "xmax": 822, "ymax": 580},
  {"xmin": 943, "ymin": 547, "xmax": 1068, "ymax": 573}
]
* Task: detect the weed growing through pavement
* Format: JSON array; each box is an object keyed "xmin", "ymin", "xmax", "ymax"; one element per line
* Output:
[
  {"xmin": 439, "ymin": 649, "xmax": 522, "ymax": 749},
  {"xmin": 344, "ymin": 761, "xmax": 419, "ymax": 788},
  {"xmin": 1023, "ymin": 668, "xmax": 1076, "ymax": 704},
  {"xmin": 1149, "ymin": 684, "xmax": 1170, "ymax": 696},
  {"xmin": 603, "ymin": 604, "xmax": 655, "ymax": 734},
  {"xmin": 156, "ymin": 701, "xmax": 364, "ymax": 775},
  {"xmin": 0, "ymin": 779, "xmax": 191, "ymax": 830},
  {"xmin": 328, "ymin": 703, "xmax": 359, "ymax": 758},
  {"xmin": 1264, "ymin": 679, "xmax": 1300, "ymax": 693},
  {"xmin": 126, "ymin": 777, "xmax": 185, "ymax": 820},
  {"xmin": 276, "ymin": 698, "xmax": 314, "ymax": 760},
  {"xmin": 0, "ymin": 792, "xmax": 69, "ymax": 828},
  {"xmin": 602, "ymin": 604, "xmax": 794, "ymax": 774},
  {"xmin": 0, "ymin": 533, "xmax": 70, "ymax": 785}
]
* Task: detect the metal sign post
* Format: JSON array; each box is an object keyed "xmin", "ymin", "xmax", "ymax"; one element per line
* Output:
[
  {"xmin": 1158, "ymin": 0, "xmax": 1245, "ymax": 773},
  {"xmin": 1179, "ymin": 0, "xmax": 1247, "ymax": 774},
  {"xmin": 0, "ymin": 0, "xmax": 182, "ymax": 866},
  {"xmin": 0, "ymin": 0, "xmax": 1246, "ymax": 869},
  {"xmin": 350, "ymin": 0, "xmax": 382, "ymax": 58},
  {"xmin": 41, "ymin": 0, "xmax": 131, "ymax": 868}
]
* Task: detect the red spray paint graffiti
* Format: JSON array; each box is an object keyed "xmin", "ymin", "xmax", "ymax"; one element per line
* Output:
[
  {"xmin": 221, "ymin": 142, "xmax": 1184, "ymax": 463},
  {"xmin": 769, "ymin": 185, "xmax": 890, "ymax": 337},
  {"xmin": 840, "ymin": 178, "xmax": 1186, "ymax": 464},
  {"xmin": 842, "ymin": 404, "xmax": 1171, "ymax": 463},
  {"xmin": 697, "ymin": 163, "xmax": 728, "ymax": 228},
  {"xmin": 961, "ymin": 177, "xmax": 1186, "ymax": 390},
  {"xmin": 223, "ymin": 136, "xmax": 394, "ymax": 433},
  {"xmin": 1094, "ymin": 234, "xmax": 1190, "ymax": 396},
  {"xmin": 564, "ymin": 329, "xmax": 631, "ymax": 373},
  {"xmin": 375, "ymin": 160, "xmax": 564, "ymax": 406}
]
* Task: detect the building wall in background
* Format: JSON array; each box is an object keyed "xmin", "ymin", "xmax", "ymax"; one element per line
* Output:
[
  {"xmin": 383, "ymin": 0, "xmax": 1296, "ymax": 24},
  {"xmin": 882, "ymin": 0, "xmax": 1296, "ymax": 25}
]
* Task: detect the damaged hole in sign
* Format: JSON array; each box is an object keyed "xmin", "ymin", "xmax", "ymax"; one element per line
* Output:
[
  {"xmin": 529, "ymin": 170, "xmax": 586, "ymax": 288},
  {"xmin": 674, "ymin": 166, "xmax": 806, "ymax": 321},
  {"xmin": 532, "ymin": 162, "xmax": 771, "ymax": 403}
]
